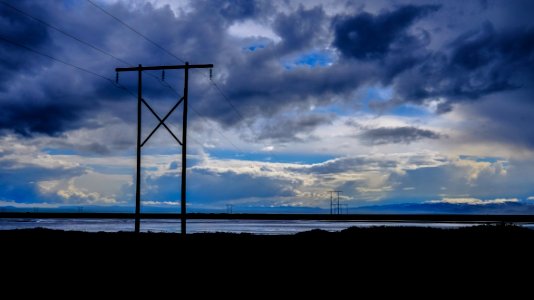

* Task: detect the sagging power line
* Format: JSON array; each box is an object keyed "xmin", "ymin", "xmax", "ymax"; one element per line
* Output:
[
  {"xmin": 0, "ymin": 34, "xmax": 208, "ymax": 151},
  {"xmin": 2, "ymin": 0, "xmax": 242, "ymax": 154},
  {"xmin": 86, "ymin": 0, "xmax": 186, "ymax": 64},
  {"xmin": 0, "ymin": 0, "xmax": 130, "ymax": 67},
  {"xmin": 0, "ymin": 35, "xmax": 116, "ymax": 84},
  {"xmin": 84, "ymin": 0, "xmax": 248, "ymax": 131}
]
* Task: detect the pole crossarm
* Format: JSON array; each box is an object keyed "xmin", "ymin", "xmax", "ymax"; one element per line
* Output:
[
  {"xmin": 140, "ymin": 97, "xmax": 184, "ymax": 147},
  {"xmin": 116, "ymin": 64, "xmax": 213, "ymax": 72}
]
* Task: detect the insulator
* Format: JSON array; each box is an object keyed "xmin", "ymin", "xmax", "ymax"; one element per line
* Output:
[
  {"xmin": 209, "ymin": 68, "xmax": 212, "ymax": 80},
  {"xmin": 115, "ymin": 72, "xmax": 119, "ymax": 84},
  {"xmin": 162, "ymin": 70, "xmax": 165, "ymax": 81}
]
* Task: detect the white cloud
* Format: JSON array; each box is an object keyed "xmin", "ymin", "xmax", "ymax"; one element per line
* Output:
[
  {"xmin": 0, "ymin": 200, "xmax": 60, "ymax": 208},
  {"xmin": 452, "ymin": 158, "xmax": 508, "ymax": 183},
  {"xmin": 40, "ymin": 175, "xmax": 125, "ymax": 205},
  {"xmin": 262, "ymin": 145, "xmax": 275, "ymax": 152},
  {"xmin": 142, "ymin": 201, "xmax": 180, "ymax": 206},
  {"xmin": 2, "ymin": 123, "xmax": 534, "ymax": 209},
  {"xmin": 427, "ymin": 197, "xmax": 519, "ymax": 205},
  {"xmin": 527, "ymin": 196, "xmax": 534, "ymax": 201},
  {"xmin": 137, "ymin": 151, "xmax": 456, "ymax": 206},
  {"xmin": 228, "ymin": 20, "xmax": 281, "ymax": 42}
]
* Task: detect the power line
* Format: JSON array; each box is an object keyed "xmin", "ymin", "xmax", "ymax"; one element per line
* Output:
[
  {"xmin": 190, "ymin": 105, "xmax": 244, "ymax": 154},
  {"xmin": 0, "ymin": 0, "xmax": 131, "ymax": 67},
  {"xmin": 0, "ymin": 34, "xmax": 207, "ymax": 150},
  {"xmin": 0, "ymin": 1, "xmax": 176, "ymax": 90},
  {"xmin": 83, "ymin": 0, "xmax": 248, "ymax": 154},
  {"xmin": 84, "ymin": 0, "xmax": 249, "ymax": 130},
  {"xmin": 141, "ymin": 71, "xmax": 244, "ymax": 154},
  {"xmin": 0, "ymin": 35, "xmax": 115, "ymax": 84},
  {"xmin": 157, "ymin": 79, "xmax": 244, "ymax": 153},
  {"xmin": 6, "ymin": 0, "xmax": 258, "ymax": 157},
  {"xmin": 2, "ymin": 1, "xmax": 238, "ymax": 153},
  {"xmin": 86, "ymin": 0, "xmax": 186, "ymax": 64},
  {"xmin": 210, "ymin": 80, "xmax": 246, "ymax": 122}
]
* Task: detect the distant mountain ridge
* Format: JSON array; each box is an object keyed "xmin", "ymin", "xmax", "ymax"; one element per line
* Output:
[
  {"xmin": 2, "ymin": 201, "xmax": 534, "ymax": 214},
  {"xmin": 351, "ymin": 202, "xmax": 534, "ymax": 215}
]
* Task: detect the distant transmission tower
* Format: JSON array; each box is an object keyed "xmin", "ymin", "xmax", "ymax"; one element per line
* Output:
[{"xmin": 328, "ymin": 191, "xmax": 343, "ymax": 215}]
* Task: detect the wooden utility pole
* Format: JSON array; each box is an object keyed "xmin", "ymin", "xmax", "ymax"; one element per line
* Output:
[{"xmin": 116, "ymin": 62, "xmax": 213, "ymax": 235}]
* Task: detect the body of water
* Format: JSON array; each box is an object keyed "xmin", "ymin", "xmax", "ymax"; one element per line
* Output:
[{"xmin": 2, "ymin": 218, "xmax": 531, "ymax": 234}]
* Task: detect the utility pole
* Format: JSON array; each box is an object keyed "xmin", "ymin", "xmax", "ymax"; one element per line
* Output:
[
  {"xmin": 116, "ymin": 62, "xmax": 213, "ymax": 235},
  {"xmin": 135, "ymin": 64, "xmax": 142, "ymax": 233},
  {"xmin": 337, "ymin": 191, "xmax": 342, "ymax": 214},
  {"xmin": 330, "ymin": 192, "xmax": 333, "ymax": 214},
  {"xmin": 181, "ymin": 62, "xmax": 189, "ymax": 237}
]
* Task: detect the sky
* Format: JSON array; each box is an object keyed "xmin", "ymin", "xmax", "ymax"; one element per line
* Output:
[{"xmin": 1, "ymin": 0, "xmax": 534, "ymax": 212}]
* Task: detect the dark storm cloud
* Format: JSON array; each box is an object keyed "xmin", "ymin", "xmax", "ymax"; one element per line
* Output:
[
  {"xmin": 0, "ymin": 1, "xmax": 444, "ymax": 138},
  {"xmin": 273, "ymin": 5, "xmax": 327, "ymax": 53},
  {"xmin": 218, "ymin": 0, "xmax": 273, "ymax": 21},
  {"xmin": 0, "ymin": 1, "xmax": 51, "ymax": 89},
  {"xmin": 393, "ymin": 22, "xmax": 534, "ymax": 111},
  {"xmin": 214, "ymin": 61, "xmax": 371, "ymax": 127},
  {"xmin": 295, "ymin": 157, "xmax": 399, "ymax": 174},
  {"xmin": 206, "ymin": 4, "xmax": 440, "ymax": 126},
  {"xmin": 290, "ymin": 153, "xmax": 446, "ymax": 175},
  {"xmin": 0, "ymin": 0, "xmax": 222, "ymax": 136},
  {"xmin": 458, "ymin": 90, "xmax": 534, "ymax": 150},
  {"xmin": 1, "ymin": 0, "xmax": 534, "ymax": 152},
  {"xmin": 255, "ymin": 114, "xmax": 333, "ymax": 143},
  {"xmin": 0, "ymin": 0, "xmax": 277, "ymax": 138},
  {"xmin": 197, "ymin": 4, "xmax": 355, "ymax": 127},
  {"xmin": 332, "ymin": 5, "xmax": 439, "ymax": 60},
  {"xmin": 360, "ymin": 126, "xmax": 442, "ymax": 145},
  {"xmin": 0, "ymin": 1, "xmax": 127, "ymax": 135},
  {"xmin": 0, "ymin": 100, "xmax": 91, "ymax": 136}
]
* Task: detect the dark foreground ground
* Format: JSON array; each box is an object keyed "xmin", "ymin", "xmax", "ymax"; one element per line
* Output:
[{"xmin": 2, "ymin": 224, "xmax": 534, "ymax": 292}]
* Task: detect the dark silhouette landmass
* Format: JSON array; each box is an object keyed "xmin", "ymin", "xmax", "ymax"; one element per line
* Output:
[
  {"xmin": 3, "ymin": 224, "xmax": 534, "ymax": 290},
  {"xmin": 2, "ymin": 224, "xmax": 534, "ymax": 264},
  {"xmin": 3, "ymin": 215, "xmax": 529, "ymax": 288}
]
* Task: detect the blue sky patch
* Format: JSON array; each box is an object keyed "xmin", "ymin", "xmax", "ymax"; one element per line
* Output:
[
  {"xmin": 390, "ymin": 104, "xmax": 429, "ymax": 117},
  {"xmin": 243, "ymin": 44, "xmax": 265, "ymax": 52},
  {"xmin": 43, "ymin": 148, "xmax": 78, "ymax": 155},
  {"xmin": 283, "ymin": 51, "xmax": 333, "ymax": 69},
  {"xmin": 459, "ymin": 155, "xmax": 503, "ymax": 163},
  {"xmin": 295, "ymin": 52, "xmax": 332, "ymax": 67},
  {"xmin": 209, "ymin": 149, "xmax": 335, "ymax": 164}
]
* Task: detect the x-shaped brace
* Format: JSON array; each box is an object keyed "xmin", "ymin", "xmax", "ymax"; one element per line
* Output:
[{"xmin": 141, "ymin": 97, "xmax": 184, "ymax": 147}]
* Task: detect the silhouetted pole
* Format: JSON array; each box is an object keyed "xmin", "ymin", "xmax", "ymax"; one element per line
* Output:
[
  {"xmin": 328, "ymin": 191, "xmax": 343, "ymax": 215},
  {"xmin": 181, "ymin": 62, "xmax": 189, "ymax": 236},
  {"xmin": 328, "ymin": 191, "xmax": 342, "ymax": 214},
  {"xmin": 336, "ymin": 191, "xmax": 342, "ymax": 215},
  {"xmin": 135, "ymin": 64, "xmax": 142, "ymax": 233},
  {"xmin": 330, "ymin": 192, "xmax": 333, "ymax": 214},
  {"xmin": 116, "ymin": 63, "xmax": 213, "ymax": 235}
]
